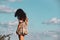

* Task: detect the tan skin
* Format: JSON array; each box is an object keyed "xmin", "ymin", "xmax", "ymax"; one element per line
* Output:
[{"xmin": 16, "ymin": 18, "xmax": 28, "ymax": 40}]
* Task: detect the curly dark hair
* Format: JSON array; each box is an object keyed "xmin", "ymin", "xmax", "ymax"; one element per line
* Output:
[{"xmin": 15, "ymin": 9, "xmax": 27, "ymax": 21}]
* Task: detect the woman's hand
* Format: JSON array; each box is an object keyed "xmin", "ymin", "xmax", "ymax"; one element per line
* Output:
[{"xmin": 16, "ymin": 31, "xmax": 18, "ymax": 34}]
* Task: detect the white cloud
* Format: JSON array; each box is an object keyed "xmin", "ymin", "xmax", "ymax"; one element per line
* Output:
[
  {"xmin": 42, "ymin": 17, "xmax": 60, "ymax": 25},
  {"xmin": 52, "ymin": 35, "xmax": 58, "ymax": 38},
  {"xmin": 0, "ymin": 5, "xmax": 16, "ymax": 13},
  {"xmin": 0, "ymin": 20, "xmax": 18, "ymax": 27},
  {"xmin": 8, "ymin": 0, "xmax": 16, "ymax": 2},
  {"xmin": 26, "ymin": 31, "xmax": 60, "ymax": 40},
  {"xmin": 8, "ymin": 20, "xmax": 18, "ymax": 26},
  {"xmin": 9, "ymin": 0, "xmax": 22, "ymax": 2},
  {"xmin": 0, "ymin": 0, "xmax": 22, "ymax": 3},
  {"xmin": 42, "ymin": 31, "xmax": 60, "ymax": 40},
  {"xmin": 0, "ymin": 20, "xmax": 18, "ymax": 35}
]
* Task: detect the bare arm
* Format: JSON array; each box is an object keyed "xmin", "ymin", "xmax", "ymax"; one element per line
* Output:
[
  {"xmin": 25, "ymin": 18, "xmax": 28, "ymax": 26},
  {"xmin": 16, "ymin": 22, "xmax": 21, "ymax": 34}
]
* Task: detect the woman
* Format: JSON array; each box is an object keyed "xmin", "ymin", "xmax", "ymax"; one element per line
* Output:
[{"xmin": 15, "ymin": 9, "xmax": 28, "ymax": 40}]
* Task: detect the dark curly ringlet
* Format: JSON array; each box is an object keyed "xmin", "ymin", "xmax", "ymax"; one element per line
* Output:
[{"xmin": 15, "ymin": 9, "xmax": 27, "ymax": 21}]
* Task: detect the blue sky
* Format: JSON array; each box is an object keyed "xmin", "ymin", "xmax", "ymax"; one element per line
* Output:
[
  {"xmin": 0, "ymin": 0, "xmax": 60, "ymax": 40},
  {"xmin": 0, "ymin": 0, "xmax": 60, "ymax": 32}
]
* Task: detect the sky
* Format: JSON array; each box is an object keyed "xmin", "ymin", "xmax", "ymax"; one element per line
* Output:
[{"xmin": 0, "ymin": 0, "xmax": 60, "ymax": 40}]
